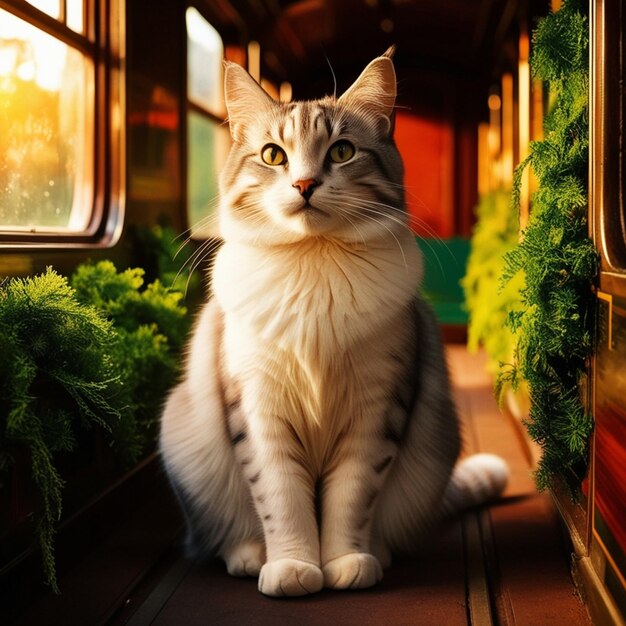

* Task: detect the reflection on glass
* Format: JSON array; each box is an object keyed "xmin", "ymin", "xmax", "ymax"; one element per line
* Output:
[
  {"xmin": 188, "ymin": 111, "xmax": 230, "ymax": 237},
  {"xmin": 186, "ymin": 7, "xmax": 224, "ymax": 116},
  {"xmin": 67, "ymin": 0, "xmax": 85, "ymax": 34},
  {"xmin": 0, "ymin": 9, "xmax": 94, "ymax": 232},
  {"xmin": 26, "ymin": 0, "xmax": 60, "ymax": 19}
]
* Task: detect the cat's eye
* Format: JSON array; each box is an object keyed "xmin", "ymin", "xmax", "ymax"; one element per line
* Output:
[
  {"xmin": 328, "ymin": 140, "xmax": 355, "ymax": 164},
  {"xmin": 261, "ymin": 144, "xmax": 287, "ymax": 166}
]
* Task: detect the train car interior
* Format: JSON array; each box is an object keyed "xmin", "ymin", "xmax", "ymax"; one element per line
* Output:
[{"xmin": 1, "ymin": 0, "xmax": 625, "ymax": 623}]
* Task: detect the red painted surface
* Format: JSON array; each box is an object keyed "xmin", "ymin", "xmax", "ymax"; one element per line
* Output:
[
  {"xmin": 394, "ymin": 111, "xmax": 454, "ymax": 238},
  {"xmin": 595, "ymin": 399, "xmax": 626, "ymax": 563}
]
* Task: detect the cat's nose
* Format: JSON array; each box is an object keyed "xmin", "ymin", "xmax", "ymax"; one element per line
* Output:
[{"xmin": 292, "ymin": 178, "xmax": 319, "ymax": 201}]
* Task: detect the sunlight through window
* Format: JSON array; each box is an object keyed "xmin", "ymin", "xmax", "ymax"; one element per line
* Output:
[
  {"xmin": 25, "ymin": 0, "xmax": 60, "ymax": 19},
  {"xmin": 185, "ymin": 7, "xmax": 229, "ymax": 238},
  {"xmin": 0, "ymin": 8, "xmax": 94, "ymax": 232},
  {"xmin": 186, "ymin": 7, "xmax": 224, "ymax": 117}
]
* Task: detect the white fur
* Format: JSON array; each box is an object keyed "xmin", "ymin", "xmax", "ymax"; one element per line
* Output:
[{"xmin": 441, "ymin": 453, "xmax": 510, "ymax": 514}]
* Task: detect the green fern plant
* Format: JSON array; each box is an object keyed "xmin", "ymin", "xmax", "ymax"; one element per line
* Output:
[
  {"xmin": 0, "ymin": 259, "xmax": 191, "ymax": 592},
  {"xmin": 0, "ymin": 269, "xmax": 128, "ymax": 592},
  {"xmin": 499, "ymin": 0, "xmax": 598, "ymax": 494}
]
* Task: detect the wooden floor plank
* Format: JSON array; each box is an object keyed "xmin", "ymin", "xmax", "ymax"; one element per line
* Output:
[
  {"xmin": 449, "ymin": 347, "xmax": 591, "ymax": 626},
  {"xmin": 144, "ymin": 514, "xmax": 468, "ymax": 625},
  {"xmin": 149, "ymin": 528, "xmax": 468, "ymax": 626}
]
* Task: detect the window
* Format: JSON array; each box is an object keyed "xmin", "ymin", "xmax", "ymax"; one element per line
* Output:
[
  {"xmin": 0, "ymin": 1, "xmax": 124, "ymax": 246},
  {"xmin": 186, "ymin": 7, "xmax": 230, "ymax": 238}
]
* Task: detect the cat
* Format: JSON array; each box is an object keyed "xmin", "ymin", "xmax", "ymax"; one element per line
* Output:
[{"xmin": 159, "ymin": 47, "xmax": 509, "ymax": 597}]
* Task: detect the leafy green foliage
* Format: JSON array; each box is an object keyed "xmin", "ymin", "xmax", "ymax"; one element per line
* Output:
[
  {"xmin": 0, "ymin": 269, "xmax": 125, "ymax": 591},
  {"xmin": 0, "ymin": 259, "xmax": 190, "ymax": 591},
  {"xmin": 134, "ymin": 224, "xmax": 202, "ymax": 296},
  {"xmin": 70, "ymin": 260, "xmax": 190, "ymax": 450},
  {"xmin": 462, "ymin": 191, "xmax": 524, "ymax": 384},
  {"xmin": 499, "ymin": 0, "xmax": 597, "ymax": 494}
]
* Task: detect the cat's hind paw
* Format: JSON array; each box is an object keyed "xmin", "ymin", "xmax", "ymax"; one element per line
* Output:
[
  {"xmin": 258, "ymin": 558, "xmax": 324, "ymax": 597},
  {"xmin": 322, "ymin": 553, "xmax": 383, "ymax": 590},
  {"xmin": 224, "ymin": 541, "xmax": 265, "ymax": 577}
]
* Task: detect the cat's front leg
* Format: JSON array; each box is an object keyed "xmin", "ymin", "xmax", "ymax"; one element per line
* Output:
[
  {"xmin": 320, "ymin": 401, "xmax": 397, "ymax": 590},
  {"xmin": 243, "ymin": 411, "xmax": 324, "ymax": 597}
]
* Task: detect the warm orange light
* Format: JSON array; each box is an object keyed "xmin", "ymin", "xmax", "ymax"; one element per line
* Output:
[
  {"xmin": 501, "ymin": 73, "xmax": 514, "ymax": 185},
  {"xmin": 531, "ymin": 80, "xmax": 544, "ymax": 142},
  {"xmin": 478, "ymin": 122, "xmax": 490, "ymax": 195},
  {"xmin": 248, "ymin": 41, "xmax": 261, "ymax": 83},
  {"xmin": 518, "ymin": 33, "xmax": 531, "ymax": 228},
  {"xmin": 279, "ymin": 82, "xmax": 292, "ymax": 103},
  {"xmin": 488, "ymin": 90, "xmax": 502, "ymax": 188},
  {"xmin": 224, "ymin": 46, "xmax": 245, "ymax": 67},
  {"xmin": 487, "ymin": 94, "xmax": 501, "ymax": 111},
  {"xmin": 261, "ymin": 79, "xmax": 279, "ymax": 100},
  {"xmin": 0, "ymin": 9, "xmax": 67, "ymax": 92}
]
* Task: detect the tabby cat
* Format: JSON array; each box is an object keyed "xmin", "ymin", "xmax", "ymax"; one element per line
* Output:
[{"xmin": 159, "ymin": 48, "xmax": 508, "ymax": 597}]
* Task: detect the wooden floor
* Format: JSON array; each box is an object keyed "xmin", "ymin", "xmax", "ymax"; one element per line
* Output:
[{"xmin": 12, "ymin": 347, "xmax": 592, "ymax": 625}]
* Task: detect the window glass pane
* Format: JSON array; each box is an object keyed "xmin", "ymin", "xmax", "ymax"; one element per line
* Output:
[
  {"xmin": 0, "ymin": 9, "xmax": 94, "ymax": 232},
  {"xmin": 66, "ymin": 0, "xmax": 85, "ymax": 34},
  {"xmin": 187, "ymin": 110, "xmax": 230, "ymax": 237},
  {"xmin": 25, "ymin": 0, "xmax": 61, "ymax": 19},
  {"xmin": 186, "ymin": 7, "xmax": 224, "ymax": 116}
]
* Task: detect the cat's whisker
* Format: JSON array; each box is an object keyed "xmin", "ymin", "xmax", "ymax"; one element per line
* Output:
[
  {"xmin": 353, "ymin": 206, "xmax": 452, "ymax": 278},
  {"xmin": 339, "ymin": 204, "xmax": 408, "ymax": 271},
  {"xmin": 184, "ymin": 239, "xmax": 223, "ymax": 294},
  {"xmin": 173, "ymin": 233, "xmax": 209, "ymax": 263},
  {"xmin": 352, "ymin": 206, "xmax": 447, "ymax": 275},
  {"xmin": 171, "ymin": 195, "xmax": 221, "ymax": 244},
  {"xmin": 172, "ymin": 210, "xmax": 222, "ymax": 264},
  {"xmin": 325, "ymin": 54, "xmax": 338, "ymax": 100},
  {"xmin": 177, "ymin": 234, "xmax": 223, "ymax": 278},
  {"xmin": 337, "ymin": 211, "xmax": 368, "ymax": 248},
  {"xmin": 337, "ymin": 198, "xmax": 405, "ymax": 227},
  {"xmin": 342, "ymin": 194, "xmax": 457, "ymax": 264},
  {"xmin": 173, "ymin": 238, "xmax": 220, "ymax": 293},
  {"xmin": 338, "ymin": 197, "xmax": 411, "ymax": 233}
]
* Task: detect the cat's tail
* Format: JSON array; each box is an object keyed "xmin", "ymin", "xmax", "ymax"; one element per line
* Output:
[{"xmin": 441, "ymin": 453, "xmax": 510, "ymax": 515}]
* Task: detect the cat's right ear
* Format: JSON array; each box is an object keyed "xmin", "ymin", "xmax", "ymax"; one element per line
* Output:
[
  {"xmin": 337, "ymin": 50, "xmax": 397, "ymax": 136},
  {"xmin": 224, "ymin": 62, "xmax": 275, "ymax": 142}
]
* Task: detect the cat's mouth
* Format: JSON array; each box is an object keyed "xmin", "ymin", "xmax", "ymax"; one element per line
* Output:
[{"xmin": 289, "ymin": 201, "xmax": 330, "ymax": 218}]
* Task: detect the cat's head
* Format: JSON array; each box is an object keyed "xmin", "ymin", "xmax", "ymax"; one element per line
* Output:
[{"xmin": 218, "ymin": 48, "xmax": 406, "ymax": 245}]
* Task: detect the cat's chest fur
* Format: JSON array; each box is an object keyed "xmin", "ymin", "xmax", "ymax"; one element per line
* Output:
[
  {"xmin": 213, "ymin": 233, "xmax": 421, "ymax": 361},
  {"xmin": 213, "ymin": 233, "xmax": 420, "ymax": 465}
]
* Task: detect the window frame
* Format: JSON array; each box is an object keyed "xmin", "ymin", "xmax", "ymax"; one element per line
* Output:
[
  {"xmin": 591, "ymin": 0, "xmax": 626, "ymax": 274},
  {"xmin": 0, "ymin": 0, "xmax": 125, "ymax": 249},
  {"xmin": 184, "ymin": 4, "xmax": 230, "ymax": 239}
]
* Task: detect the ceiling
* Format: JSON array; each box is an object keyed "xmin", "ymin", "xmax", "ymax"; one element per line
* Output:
[{"xmin": 201, "ymin": 0, "xmax": 549, "ymax": 99}]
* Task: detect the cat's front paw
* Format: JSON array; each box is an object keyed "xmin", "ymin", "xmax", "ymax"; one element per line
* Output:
[
  {"xmin": 224, "ymin": 541, "xmax": 265, "ymax": 577},
  {"xmin": 258, "ymin": 558, "xmax": 324, "ymax": 597},
  {"xmin": 322, "ymin": 553, "xmax": 383, "ymax": 590}
]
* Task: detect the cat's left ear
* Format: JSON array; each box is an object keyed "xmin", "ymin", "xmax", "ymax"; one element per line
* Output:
[
  {"xmin": 338, "ymin": 46, "xmax": 397, "ymax": 136},
  {"xmin": 224, "ymin": 61, "xmax": 276, "ymax": 142}
]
